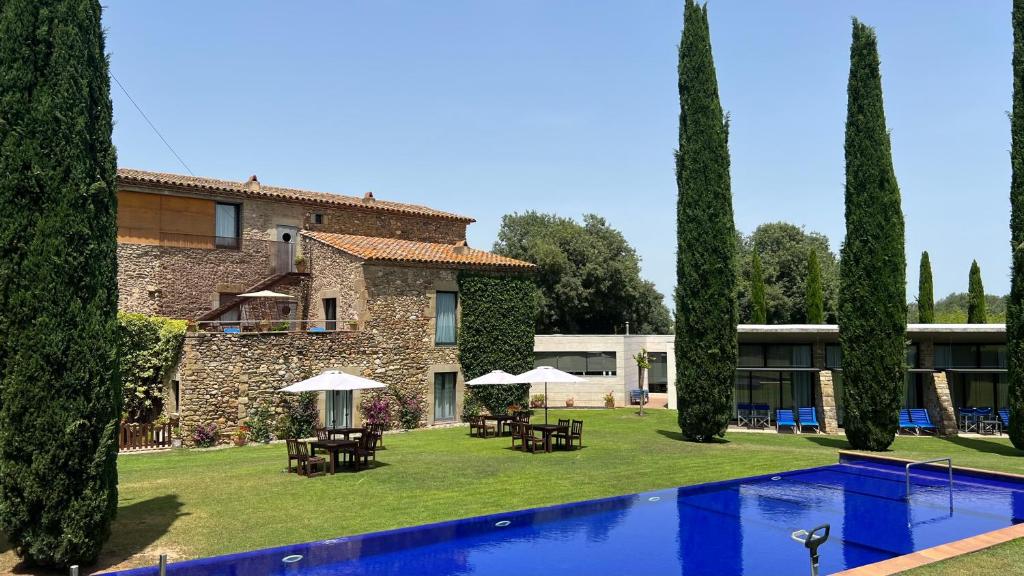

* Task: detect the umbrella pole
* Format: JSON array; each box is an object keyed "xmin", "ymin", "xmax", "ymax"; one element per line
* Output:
[{"xmin": 544, "ymin": 382, "xmax": 549, "ymax": 424}]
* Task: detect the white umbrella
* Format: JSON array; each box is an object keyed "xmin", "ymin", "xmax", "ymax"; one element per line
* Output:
[
  {"xmin": 280, "ymin": 370, "xmax": 387, "ymax": 393},
  {"xmin": 516, "ymin": 366, "xmax": 586, "ymax": 424},
  {"xmin": 238, "ymin": 290, "xmax": 292, "ymax": 298},
  {"xmin": 466, "ymin": 370, "xmax": 524, "ymax": 386}
]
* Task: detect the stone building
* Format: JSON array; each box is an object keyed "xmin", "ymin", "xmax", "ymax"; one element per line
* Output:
[
  {"xmin": 535, "ymin": 324, "xmax": 1007, "ymax": 436},
  {"xmin": 115, "ymin": 168, "xmax": 533, "ymax": 441}
]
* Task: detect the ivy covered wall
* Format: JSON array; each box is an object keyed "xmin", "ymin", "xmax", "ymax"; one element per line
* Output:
[
  {"xmin": 117, "ymin": 312, "xmax": 186, "ymax": 422},
  {"xmin": 457, "ymin": 271, "xmax": 538, "ymax": 414}
]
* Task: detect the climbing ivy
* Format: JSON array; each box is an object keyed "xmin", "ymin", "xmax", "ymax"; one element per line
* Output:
[
  {"xmin": 457, "ymin": 272, "xmax": 539, "ymax": 415},
  {"xmin": 117, "ymin": 312, "xmax": 187, "ymax": 422}
]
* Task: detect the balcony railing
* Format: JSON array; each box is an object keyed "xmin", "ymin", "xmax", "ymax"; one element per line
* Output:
[{"xmin": 195, "ymin": 319, "xmax": 358, "ymax": 334}]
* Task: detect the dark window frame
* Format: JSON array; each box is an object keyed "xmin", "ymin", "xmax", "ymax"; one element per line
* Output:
[{"xmin": 215, "ymin": 202, "xmax": 241, "ymax": 249}]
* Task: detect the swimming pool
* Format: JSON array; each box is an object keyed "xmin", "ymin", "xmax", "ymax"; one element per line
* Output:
[{"xmin": 108, "ymin": 453, "xmax": 1024, "ymax": 575}]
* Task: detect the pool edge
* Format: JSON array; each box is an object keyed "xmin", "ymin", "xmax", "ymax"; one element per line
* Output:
[{"xmin": 832, "ymin": 451, "xmax": 1024, "ymax": 576}]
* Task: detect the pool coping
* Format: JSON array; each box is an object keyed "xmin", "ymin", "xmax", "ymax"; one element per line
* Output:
[{"xmin": 831, "ymin": 451, "xmax": 1024, "ymax": 576}]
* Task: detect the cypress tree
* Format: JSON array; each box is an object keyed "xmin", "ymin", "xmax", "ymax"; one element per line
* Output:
[
  {"xmin": 1010, "ymin": 0, "xmax": 1024, "ymax": 450},
  {"xmin": 805, "ymin": 249, "xmax": 825, "ymax": 324},
  {"xmin": 750, "ymin": 251, "xmax": 767, "ymax": 324},
  {"xmin": 0, "ymin": 0, "xmax": 120, "ymax": 567},
  {"xmin": 967, "ymin": 260, "xmax": 987, "ymax": 323},
  {"xmin": 675, "ymin": 0, "xmax": 737, "ymax": 442},
  {"xmin": 838, "ymin": 20, "xmax": 907, "ymax": 451},
  {"xmin": 918, "ymin": 251, "xmax": 934, "ymax": 323}
]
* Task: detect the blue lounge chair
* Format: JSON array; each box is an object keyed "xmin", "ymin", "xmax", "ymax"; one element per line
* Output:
[
  {"xmin": 798, "ymin": 407, "xmax": 820, "ymax": 434},
  {"xmin": 223, "ymin": 326, "xmax": 241, "ymax": 334},
  {"xmin": 776, "ymin": 409, "xmax": 797, "ymax": 433},
  {"xmin": 898, "ymin": 409, "xmax": 919, "ymax": 435},
  {"xmin": 308, "ymin": 326, "xmax": 326, "ymax": 333},
  {"xmin": 1000, "ymin": 408, "xmax": 1010, "ymax": 429},
  {"xmin": 909, "ymin": 409, "xmax": 937, "ymax": 434}
]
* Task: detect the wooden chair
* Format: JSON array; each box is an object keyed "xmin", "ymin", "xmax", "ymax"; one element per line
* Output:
[
  {"xmin": 369, "ymin": 422, "xmax": 385, "ymax": 448},
  {"xmin": 348, "ymin": 432, "xmax": 377, "ymax": 470},
  {"xmin": 296, "ymin": 441, "xmax": 325, "ymax": 477},
  {"xmin": 521, "ymin": 425, "xmax": 544, "ymax": 453},
  {"xmin": 514, "ymin": 411, "xmax": 531, "ymax": 424},
  {"xmin": 285, "ymin": 438, "xmax": 301, "ymax": 473},
  {"xmin": 470, "ymin": 415, "xmax": 495, "ymax": 438},
  {"xmin": 567, "ymin": 420, "xmax": 583, "ymax": 450},
  {"xmin": 316, "ymin": 427, "xmax": 330, "ymax": 441},
  {"xmin": 552, "ymin": 419, "xmax": 571, "ymax": 449}
]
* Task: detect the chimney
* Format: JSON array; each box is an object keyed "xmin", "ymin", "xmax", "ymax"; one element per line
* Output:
[
  {"xmin": 245, "ymin": 174, "xmax": 261, "ymax": 192},
  {"xmin": 362, "ymin": 191, "xmax": 375, "ymax": 203},
  {"xmin": 453, "ymin": 240, "xmax": 469, "ymax": 255}
]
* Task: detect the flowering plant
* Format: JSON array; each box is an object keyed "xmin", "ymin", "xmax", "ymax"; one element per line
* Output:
[{"xmin": 192, "ymin": 423, "xmax": 219, "ymax": 447}]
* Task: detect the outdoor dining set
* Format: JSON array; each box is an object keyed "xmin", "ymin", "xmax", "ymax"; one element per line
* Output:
[
  {"xmin": 469, "ymin": 412, "xmax": 584, "ymax": 453},
  {"xmin": 285, "ymin": 423, "xmax": 385, "ymax": 477},
  {"xmin": 957, "ymin": 407, "xmax": 1010, "ymax": 436}
]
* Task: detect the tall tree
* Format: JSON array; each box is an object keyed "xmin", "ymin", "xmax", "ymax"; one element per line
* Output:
[
  {"xmin": 805, "ymin": 249, "xmax": 825, "ymax": 324},
  {"xmin": 493, "ymin": 212, "xmax": 672, "ymax": 334},
  {"xmin": 1010, "ymin": 0, "xmax": 1024, "ymax": 450},
  {"xmin": 967, "ymin": 260, "xmax": 987, "ymax": 323},
  {"xmin": 838, "ymin": 20, "xmax": 906, "ymax": 451},
  {"xmin": 736, "ymin": 222, "xmax": 840, "ymax": 323},
  {"xmin": 675, "ymin": 0, "xmax": 737, "ymax": 442},
  {"xmin": 918, "ymin": 251, "xmax": 934, "ymax": 323},
  {"xmin": 0, "ymin": 0, "xmax": 120, "ymax": 567},
  {"xmin": 750, "ymin": 251, "xmax": 767, "ymax": 323}
]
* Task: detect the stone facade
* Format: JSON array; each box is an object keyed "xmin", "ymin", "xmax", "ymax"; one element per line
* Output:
[
  {"xmin": 175, "ymin": 262, "xmax": 465, "ymax": 442},
  {"xmin": 925, "ymin": 372, "xmax": 959, "ymax": 436},
  {"xmin": 815, "ymin": 370, "xmax": 840, "ymax": 433},
  {"xmin": 304, "ymin": 236, "xmax": 366, "ymax": 327}
]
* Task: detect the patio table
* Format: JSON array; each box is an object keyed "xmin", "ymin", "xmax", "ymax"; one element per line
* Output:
[
  {"xmin": 979, "ymin": 419, "xmax": 1002, "ymax": 436},
  {"xmin": 530, "ymin": 424, "xmax": 568, "ymax": 453},
  {"xmin": 310, "ymin": 439, "xmax": 356, "ymax": 474},
  {"xmin": 483, "ymin": 415, "xmax": 516, "ymax": 436},
  {"xmin": 328, "ymin": 427, "xmax": 365, "ymax": 440}
]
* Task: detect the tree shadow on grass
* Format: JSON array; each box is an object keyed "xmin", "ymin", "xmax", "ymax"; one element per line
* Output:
[
  {"xmin": 7, "ymin": 494, "xmax": 186, "ymax": 575},
  {"xmin": 655, "ymin": 429, "xmax": 730, "ymax": 444},
  {"xmin": 801, "ymin": 435, "xmax": 853, "ymax": 450},
  {"xmin": 939, "ymin": 435, "xmax": 1024, "ymax": 458}
]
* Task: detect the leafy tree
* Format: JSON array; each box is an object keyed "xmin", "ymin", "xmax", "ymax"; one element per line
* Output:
[
  {"xmin": 0, "ymin": 0, "xmax": 120, "ymax": 566},
  {"xmin": 909, "ymin": 292, "xmax": 1006, "ymax": 323},
  {"xmin": 968, "ymin": 260, "xmax": 988, "ymax": 323},
  {"xmin": 750, "ymin": 251, "xmax": 767, "ymax": 323},
  {"xmin": 737, "ymin": 223, "xmax": 840, "ymax": 324},
  {"xmin": 917, "ymin": 251, "xmax": 934, "ymax": 323},
  {"xmin": 805, "ymin": 249, "xmax": 825, "ymax": 324},
  {"xmin": 117, "ymin": 313, "xmax": 186, "ymax": 422},
  {"xmin": 675, "ymin": 0, "xmax": 737, "ymax": 442},
  {"xmin": 1010, "ymin": 0, "xmax": 1024, "ymax": 450},
  {"xmin": 838, "ymin": 20, "xmax": 906, "ymax": 451},
  {"xmin": 493, "ymin": 212, "xmax": 671, "ymax": 334}
]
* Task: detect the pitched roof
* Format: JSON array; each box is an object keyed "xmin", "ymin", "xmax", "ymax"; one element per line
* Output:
[
  {"xmin": 303, "ymin": 231, "xmax": 535, "ymax": 270},
  {"xmin": 116, "ymin": 168, "xmax": 474, "ymax": 223}
]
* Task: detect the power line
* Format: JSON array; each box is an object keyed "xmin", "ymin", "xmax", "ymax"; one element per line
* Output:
[{"xmin": 111, "ymin": 73, "xmax": 194, "ymax": 175}]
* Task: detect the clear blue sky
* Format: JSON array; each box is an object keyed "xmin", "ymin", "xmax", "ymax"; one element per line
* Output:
[{"xmin": 104, "ymin": 1, "xmax": 1012, "ymax": 305}]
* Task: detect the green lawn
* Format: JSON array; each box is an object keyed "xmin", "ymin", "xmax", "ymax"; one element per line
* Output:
[{"xmin": 2, "ymin": 409, "xmax": 1022, "ymax": 574}]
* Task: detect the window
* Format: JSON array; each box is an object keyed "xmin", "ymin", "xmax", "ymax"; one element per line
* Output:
[
  {"xmin": 825, "ymin": 345, "xmax": 842, "ymax": 369},
  {"xmin": 323, "ymin": 298, "xmax": 337, "ymax": 331},
  {"xmin": 738, "ymin": 344, "xmax": 812, "ymax": 368},
  {"xmin": 534, "ymin": 352, "xmax": 617, "ymax": 376},
  {"xmin": 435, "ymin": 292, "xmax": 457, "ymax": 345},
  {"xmin": 434, "ymin": 372, "xmax": 456, "ymax": 422},
  {"xmin": 935, "ymin": 344, "xmax": 1008, "ymax": 369},
  {"xmin": 218, "ymin": 292, "xmax": 240, "ymax": 324},
  {"xmin": 215, "ymin": 203, "xmax": 240, "ymax": 248},
  {"xmin": 326, "ymin": 390, "xmax": 352, "ymax": 428},
  {"xmin": 647, "ymin": 352, "xmax": 668, "ymax": 393},
  {"xmin": 313, "ymin": 213, "xmax": 324, "ymax": 225}
]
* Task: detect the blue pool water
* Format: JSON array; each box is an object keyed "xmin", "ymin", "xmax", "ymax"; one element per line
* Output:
[{"xmin": 110, "ymin": 455, "xmax": 1024, "ymax": 575}]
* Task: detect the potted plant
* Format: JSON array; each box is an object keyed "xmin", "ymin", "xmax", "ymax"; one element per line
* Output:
[
  {"xmin": 529, "ymin": 394, "xmax": 546, "ymax": 409},
  {"xmin": 507, "ymin": 403, "xmax": 521, "ymax": 415},
  {"xmin": 294, "ymin": 254, "xmax": 307, "ymax": 273},
  {"xmin": 604, "ymin": 391, "xmax": 615, "ymax": 409},
  {"xmin": 171, "ymin": 426, "xmax": 183, "ymax": 449},
  {"xmin": 233, "ymin": 424, "xmax": 250, "ymax": 447},
  {"xmin": 565, "ymin": 397, "xmax": 575, "ymax": 408}
]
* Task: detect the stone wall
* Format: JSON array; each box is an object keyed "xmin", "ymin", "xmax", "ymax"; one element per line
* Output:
[
  {"xmin": 304, "ymin": 236, "xmax": 365, "ymax": 326},
  {"xmin": 815, "ymin": 370, "xmax": 840, "ymax": 433},
  {"xmin": 175, "ymin": 262, "xmax": 464, "ymax": 443},
  {"xmin": 303, "ymin": 205, "xmax": 468, "ymax": 244},
  {"xmin": 924, "ymin": 372, "xmax": 958, "ymax": 436}
]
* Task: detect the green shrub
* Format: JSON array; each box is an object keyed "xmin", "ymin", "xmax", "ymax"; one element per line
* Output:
[
  {"xmin": 457, "ymin": 272, "xmax": 538, "ymax": 415},
  {"xmin": 395, "ymin": 392, "xmax": 425, "ymax": 430},
  {"xmin": 246, "ymin": 401, "xmax": 274, "ymax": 443},
  {"xmin": 192, "ymin": 423, "xmax": 219, "ymax": 447},
  {"xmin": 461, "ymin": 391, "xmax": 484, "ymax": 421},
  {"xmin": 1010, "ymin": 0, "xmax": 1024, "ymax": 450},
  {"xmin": 274, "ymin": 392, "xmax": 318, "ymax": 439},
  {"xmin": 117, "ymin": 312, "xmax": 186, "ymax": 422}
]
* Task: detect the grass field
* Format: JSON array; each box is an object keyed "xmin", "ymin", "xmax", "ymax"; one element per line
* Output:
[{"xmin": 2, "ymin": 408, "xmax": 1022, "ymax": 574}]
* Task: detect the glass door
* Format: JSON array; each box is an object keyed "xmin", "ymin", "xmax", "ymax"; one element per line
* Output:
[
  {"xmin": 434, "ymin": 373, "xmax": 456, "ymax": 422},
  {"xmin": 326, "ymin": 390, "xmax": 352, "ymax": 428}
]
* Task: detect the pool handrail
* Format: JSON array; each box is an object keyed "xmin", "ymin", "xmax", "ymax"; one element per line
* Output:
[{"xmin": 905, "ymin": 457, "xmax": 952, "ymax": 500}]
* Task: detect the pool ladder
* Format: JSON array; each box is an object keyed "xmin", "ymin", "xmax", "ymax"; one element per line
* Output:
[{"xmin": 905, "ymin": 457, "xmax": 953, "ymax": 499}]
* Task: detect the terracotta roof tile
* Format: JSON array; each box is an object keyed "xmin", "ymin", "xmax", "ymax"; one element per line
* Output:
[
  {"xmin": 117, "ymin": 168, "xmax": 474, "ymax": 223},
  {"xmin": 303, "ymin": 231, "xmax": 535, "ymax": 270}
]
